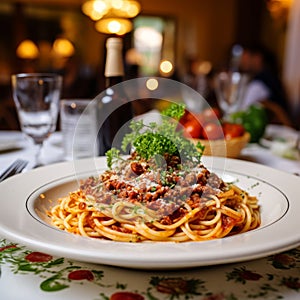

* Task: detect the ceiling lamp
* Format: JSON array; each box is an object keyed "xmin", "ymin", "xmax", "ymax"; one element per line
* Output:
[
  {"xmin": 81, "ymin": 0, "xmax": 141, "ymax": 35},
  {"xmin": 16, "ymin": 39, "xmax": 39, "ymax": 59},
  {"xmin": 109, "ymin": 0, "xmax": 141, "ymax": 18},
  {"xmin": 95, "ymin": 17, "xmax": 132, "ymax": 35},
  {"xmin": 82, "ymin": 0, "xmax": 110, "ymax": 21},
  {"xmin": 52, "ymin": 38, "xmax": 75, "ymax": 57}
]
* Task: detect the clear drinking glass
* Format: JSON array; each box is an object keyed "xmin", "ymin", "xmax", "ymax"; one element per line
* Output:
[
  {"xmin": 60, "ymin": 99, "xmax": 98, "ymax": 161},
  {"xmin": 214, "ymin": 71, "xmax": 248, "ymax": 118},
  {"xmin": 11, "ymin": 73, "xmax": 63, "ymax": 166}
]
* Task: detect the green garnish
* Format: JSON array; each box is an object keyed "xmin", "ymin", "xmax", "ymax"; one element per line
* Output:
[
  {"xmin": 106, "ymin": 103, "xmax": 205, "ymax": 169},
  {"xmin": 106, "ymin": 147, "xmax": 121, "ymax": 169},
  {"xmin": 161, "ymin": 102, "xmax": 186, "ymax": 119}
]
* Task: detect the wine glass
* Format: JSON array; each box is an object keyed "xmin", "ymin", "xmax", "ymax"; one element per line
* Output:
[
  {"xmin": 214, "ymin": 71, "xmax": 248, "ymax": 118},
  {"xmin": 11, "ymin": 73, "xmax": 63, "ymax": 166}
]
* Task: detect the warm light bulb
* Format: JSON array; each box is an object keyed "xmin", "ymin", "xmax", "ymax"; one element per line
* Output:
[
  {"xmin": 146, "ymin": 78, "xmax": 159, "ymax": 91},
  {"xmin": 89, "ymin": 10, "xmax": 105, "ymax": 21},
  {"xmin": 160, "ymin": 60, "xmax": 173, "ymax": 74},
  {"xmin": 16, "ymin": 39, "xmax": 39, "ymax": 59},
  {"xmin": 111, "ymin": 0, "xmax": 123, "ymax": 10},
  {"xmin": 95, "ymin": 18, "xmax": 132, "ymax": 35},
  {"xmin": 110, "ymin": 0, "xmax": 141, "ymax": 18},
  {"xmin": 198, "ymin": 61, "xmax": 212, "ymax": 75},
  {"xmin": 93, "ymin": 0, "xmax": 109, "ymax": 14},
  {"xmin": 81, "ymin": 0, "xmax": 94, "ymax": 17},
  {"xmin": 82, "ymin": 0, "xmax": 110, "ymax": 18},
  {"xmin": 108, "ymin": 20, "xmax": 122, "ymax": 33},
  {"xmin": 52, "ymin": 38, "xmax": 75, "ymax": 57},
  {"xmin": 126, "ymin": 2, "xmax": 140, "ymax": 18}
]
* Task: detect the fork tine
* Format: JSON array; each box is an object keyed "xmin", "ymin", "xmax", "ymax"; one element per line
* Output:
[
  {"xmin": 0, "ymin": 160, "xmax": 20, "ymax": 181},
  {"xmin": 15, "ymin": 160, "xmax": 29, "ymax": 173},
  {"xmin": 0, "ymin": 159, "xmax": 29, "ymax": 182}
]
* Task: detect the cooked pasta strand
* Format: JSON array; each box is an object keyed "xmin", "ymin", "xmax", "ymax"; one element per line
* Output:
[{"xmin": 48, "ymin": 154, "xmax": 260, "ymax": 243}]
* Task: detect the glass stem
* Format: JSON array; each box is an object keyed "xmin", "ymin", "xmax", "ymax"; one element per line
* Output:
[{"xmin": 34, "ymin": 142, "xmax": 43, "ymax": 167}]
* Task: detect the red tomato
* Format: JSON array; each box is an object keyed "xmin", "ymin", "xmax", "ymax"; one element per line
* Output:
[
  {"xmin": 202, "ymin": 122, "xmax": 223, "ymax": 140},
  {"xmin": 110, "ymin": 292, "xmax": 144, "ymax": 300},
  {"xmin": 202, "ymin": 107, "xmax": 222, "ymax": 121},
  {"xmin": 182, "ymin": 109, "xmax": 195, "ymax": 122},
  {"xmin": 25, "ymin": 252, "xmax": 53, "ymax": 262},
  {"xmin": 222, "ymin": 123, "xmax": 245, "ymax": 140},
  {"xmin": 183, "ymin": 120, "xmax": 202, "ymax": 138},
  {"xmin": 179, "ymin": 111, "xmax": 189, "ymax": 125},
  {"xmin": 194, "ymin": 113, "xmax": 207, "ymax": 126},
  {"xmin": 180, "ymin": 110, "xmax": 199, "ymax": 124}
]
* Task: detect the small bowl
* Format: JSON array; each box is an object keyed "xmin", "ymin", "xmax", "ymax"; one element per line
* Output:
[{"xmin": 190, "ymin": 132, "xmax": 251, "ymax": 158}]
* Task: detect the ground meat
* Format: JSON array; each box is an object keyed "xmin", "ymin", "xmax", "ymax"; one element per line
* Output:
[{"xmin": 80, "ymin": 154, "xmax": 227, "ymax": 221}]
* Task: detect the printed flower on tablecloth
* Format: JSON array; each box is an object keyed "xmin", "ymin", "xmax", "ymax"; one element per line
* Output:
[
  {"xmin": 68, "ymin": 269, "xmax": 95, "ymax": 281},
  {"xmin": 0, "ymin": 244, "xmax": 18, "ymax": 252},
  {"xmin": 226, "ymin": 266, "xmax": 263, "ymax": 284},
  {"xmin": 0, "ymin": 243, "xmax": 19, "ymax": 262},
  {"xmin": 268, "ymin": 248, "xmax": 300, "ymax": 270},
  {"xmin": 0, "ymin": 239, "xmax": 104, "ymax": 292},
  {"xmin": 201, "ymin": 293, "xmax": 226, "ymax": 300},
  {"xmin": 109, "ymin": 291, "xmax": 144, "ymax": 300},
  {"xmin": 281, "ymin": 277, "xmax": 300, "ymax": 291},
  {"xmin": 148, "ymin": 276, "xmax": 206, "ymax": 299},
  {"xmin": 269, "ymin": 253, "xmax": 297, "ymax": 269},
  {"xmin": 25, "ymin": 252, "xmax": 53, "ymax": 263}
]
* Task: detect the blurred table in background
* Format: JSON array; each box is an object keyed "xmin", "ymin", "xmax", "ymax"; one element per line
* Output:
[
  {"xmin": 1, "ymin": 124, "xmax": 299, "ymax": 176},
  {"xmin": 240, "ymin": 124, "xmax": 300, "ymax": 175}
]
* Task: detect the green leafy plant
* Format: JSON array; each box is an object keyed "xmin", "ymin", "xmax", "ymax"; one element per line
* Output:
[
  {"xmin": 106, "ymin": 103, "xmax": 204, "ymax": 169},
  {"xmin": 229, "ymin": 104, "xmax": 268, "ymax": 143}
]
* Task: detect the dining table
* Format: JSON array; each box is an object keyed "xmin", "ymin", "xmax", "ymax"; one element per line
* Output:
[{"xmin": 0, "ymin": 124, "xmax": 299, "ymax": 300}]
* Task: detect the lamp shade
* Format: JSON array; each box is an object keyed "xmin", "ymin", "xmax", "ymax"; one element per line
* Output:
[
  {"xmin": 16, "ymin": 39, "xmax": 39, "ymax": 59},
  {"xmin": 82, "ymin": 0, "xmax": 141, "ymax": 34},
  {"xmin": 95, "ymin": 17, "xmax": 132, "ymax": 35},
  {"xmin": 82, "ymin": 0, "xmax": 109, "ymax": 20},
  {"xmin": 52, "ymin": 38, "xmax": 75, "ymax": 57}
]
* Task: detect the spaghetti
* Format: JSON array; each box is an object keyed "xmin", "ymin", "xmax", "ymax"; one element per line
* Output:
[{"xmin": 49, "ymin": 153, "xmax": 260, "ymax": 242}]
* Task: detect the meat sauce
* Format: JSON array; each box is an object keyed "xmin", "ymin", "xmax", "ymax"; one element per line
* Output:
[{"xmin": 80, "ymin": 153, "xmax": 227, "ymax": 223}]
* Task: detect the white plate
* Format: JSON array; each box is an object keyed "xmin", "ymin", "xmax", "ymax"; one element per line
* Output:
[
  {"xmin": 0, "ymin": 156, "xmax": 299, "ymax": 269},
  {"xmin": 260, "ymin": 124, "xmax": 298, "ymax": 149}
]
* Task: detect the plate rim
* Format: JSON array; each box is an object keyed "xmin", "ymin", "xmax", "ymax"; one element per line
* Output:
[{"xmin": 0, "ymin": 156, "xmax": 299, "ymax": 269}]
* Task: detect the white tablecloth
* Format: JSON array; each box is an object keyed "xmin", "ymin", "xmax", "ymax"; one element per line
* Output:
[{"xmin": 0, "ymin": 131, "xmax": 64, "ymax": 171}]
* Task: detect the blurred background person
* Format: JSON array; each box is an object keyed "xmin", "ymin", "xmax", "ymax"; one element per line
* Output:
[{"xmin": 238, "ymin": 44, "xmax": 293, "ymax": 126}]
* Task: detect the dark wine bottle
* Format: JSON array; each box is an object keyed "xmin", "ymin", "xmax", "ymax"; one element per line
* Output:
[{"xmin": 97, "ymin": 37, "xmax": 134, "ymax": 156}]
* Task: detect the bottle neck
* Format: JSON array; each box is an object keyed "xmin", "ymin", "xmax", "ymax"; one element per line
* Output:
[
  {"xmin": 105, "ymin": 76, "xmax": 123, "ymax": 88},
  {"xmin": 104, "ymin": 38, "xmax": 124, "ymax": 78}
]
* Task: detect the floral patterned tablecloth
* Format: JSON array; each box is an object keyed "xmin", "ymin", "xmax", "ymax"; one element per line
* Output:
[{"xmin": 0, "ymin": 238, "xmax": 299, "ymax": 300}]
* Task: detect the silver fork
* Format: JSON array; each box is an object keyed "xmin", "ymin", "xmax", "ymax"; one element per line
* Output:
[{"xmin": 0, "ymin": 159, "xmax": 29, "ymax": 182}]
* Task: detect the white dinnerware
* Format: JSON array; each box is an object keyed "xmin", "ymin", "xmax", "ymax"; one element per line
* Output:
[{"xmin": 0, "ymin": 156, "xmax": 299, "ymax": 269}]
